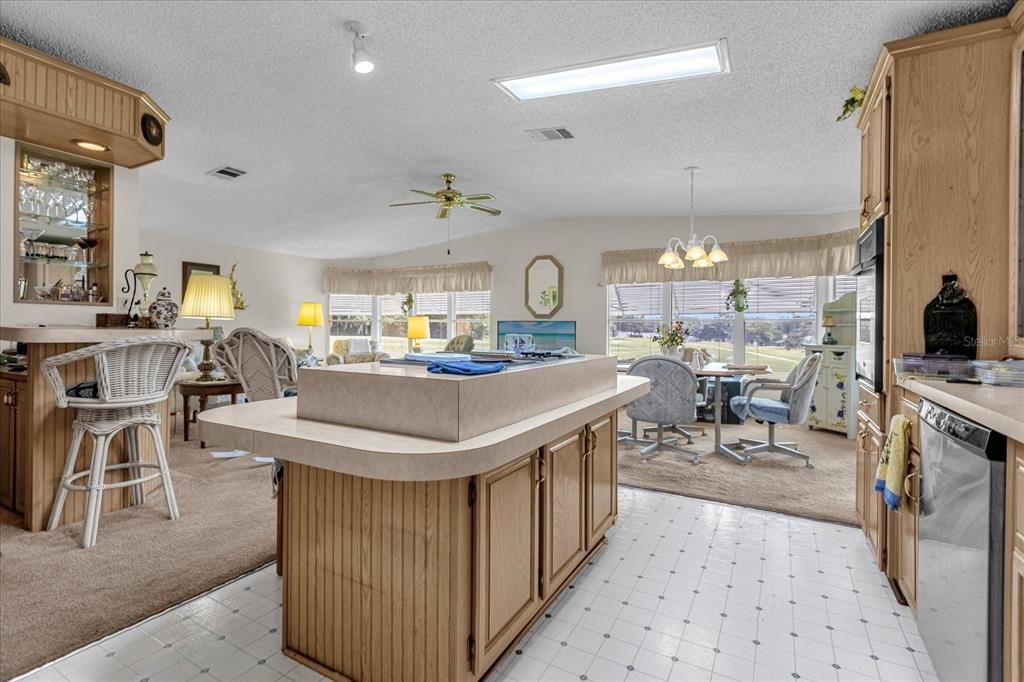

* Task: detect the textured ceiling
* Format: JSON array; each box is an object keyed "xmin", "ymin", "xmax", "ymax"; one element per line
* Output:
[{"xmin": 0, "ymin": 1, "xmax": 1011, "ymax": 258}]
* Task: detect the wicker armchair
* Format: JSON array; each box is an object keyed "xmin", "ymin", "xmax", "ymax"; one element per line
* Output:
[
  {"xmin": 213, "ymin": 328, "xmax": 298, "ymax": 401},
  {"xmin": 324, "ymin": 338, "xmax": 389, "ymax": 365},
  {"xmin": 42, "ymin": 337, "xmax": 190, "ymax": 548}
]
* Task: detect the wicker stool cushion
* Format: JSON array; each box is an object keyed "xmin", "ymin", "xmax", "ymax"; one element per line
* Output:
[{"xmin": 66, "ymin": 381, "xmax": 99, "ymax": 399}]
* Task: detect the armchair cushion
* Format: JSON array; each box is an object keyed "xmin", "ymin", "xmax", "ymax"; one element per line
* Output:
[
  {"xmin": 729, "ymin": 395, "xmax": 791, "ymax": 423},
  {"xmin": 445, "ymin": 335, "xmax": 475, "ymax": 353},
  {"xmin": 67, "ymin": 381, "xmax": 99, "ymax": 399},
  {"xmin": 329, "ymin": 338, "xmax": 389, "ymax": 364}
]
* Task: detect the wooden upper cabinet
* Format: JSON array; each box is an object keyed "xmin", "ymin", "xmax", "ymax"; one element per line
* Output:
[
  {"xmin": 472, "ymin": 453, "xmax": 542, "ymax": 674},
  {"xmin": 1010, "ymin": 6, "xmax": 1024, "ymax": 358},
  {"xmin": 858, "ymin": 72, "xmax": 891, "ymax": 228},
  {"xmin": 0, "ymin": 38, "xmax": 169, "ymax": 168},
  {"xmin": 586, "ymin": 412, "xmax": 618, "ymax": 550},
  {"xmin": 542, "ymin": 432, "xmax": 587, "ymax": 599}
]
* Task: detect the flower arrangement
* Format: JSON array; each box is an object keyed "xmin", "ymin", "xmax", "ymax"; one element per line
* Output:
[{"xmin": 652, "ymin": 321, "xmax": 690, "ymax": 350}]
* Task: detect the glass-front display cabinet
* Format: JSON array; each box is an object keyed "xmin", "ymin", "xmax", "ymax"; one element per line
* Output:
[{"xmin": 13, "ymin": 144, "xmax": 112, "ymax": 305}]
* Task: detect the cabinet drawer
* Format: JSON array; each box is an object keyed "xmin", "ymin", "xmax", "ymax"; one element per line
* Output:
[
  {"xmin": 896, "ymin": 397, "xmax": 920, "ymax": 452},
  {"xmin": 822, "ymin": 349, "xmax": 852, "ymax": 368},
  {"xmin": 857, "ymin": 382, "xmax": 883, "ymax": 430}
]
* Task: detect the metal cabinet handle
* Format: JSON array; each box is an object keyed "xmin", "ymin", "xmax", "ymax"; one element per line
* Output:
[{"xmin": 904, "ymin": 472, "xmax": 919, "ymax": 503}]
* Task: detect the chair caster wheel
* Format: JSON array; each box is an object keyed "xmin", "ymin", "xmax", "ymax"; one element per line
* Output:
[{"xmin": 806, "ymin": 462, "xmax": 815, "ymax": 470}]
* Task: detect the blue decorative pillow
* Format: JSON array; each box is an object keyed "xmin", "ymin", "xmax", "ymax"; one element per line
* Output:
[{"xmin": 66, "ymin": 381, "xmax": 99, "ymax": 399}]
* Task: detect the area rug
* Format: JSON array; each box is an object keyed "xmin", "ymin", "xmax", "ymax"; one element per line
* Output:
[
  {"xmin": 617, "ymin": 411, "xmax": 857, "ymax": 526},
  {"xmin": 0, "ymin": 418, "xmax": 276, "ymax": 681}
]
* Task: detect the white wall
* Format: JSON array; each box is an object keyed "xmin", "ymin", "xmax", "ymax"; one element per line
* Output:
[
  {"xmin": 0, "ymin": 136, "xmax": 142, "ymax": 327},
  {"xmin": 357, "ymin": 214, "xmax": 858, "ymax": 355},
  {"xmin": 139, "ymin": 231, "xmax": 330, "ymax": 357}
]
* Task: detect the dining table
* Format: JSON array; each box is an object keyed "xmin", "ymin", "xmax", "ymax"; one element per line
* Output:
[{"xmin": 618, "ymin": 360, "xmax": 772, "ymax": 464}]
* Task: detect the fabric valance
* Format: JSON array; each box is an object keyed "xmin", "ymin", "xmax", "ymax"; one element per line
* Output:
[
  {"xmin": 600, "ymin": 228, "xmax": 859, "ymax": 285},
  {"xmin": 324, "ymin": 261, "xmax": 492, "ymax": 295}
]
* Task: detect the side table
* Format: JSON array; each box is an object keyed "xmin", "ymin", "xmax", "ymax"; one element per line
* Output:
[{"xmin": 177, "ymin": 379, "xmax": 243, "ymax": 447}]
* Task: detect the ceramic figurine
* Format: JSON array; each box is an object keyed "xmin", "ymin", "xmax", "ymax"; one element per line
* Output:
[{"xmin": 148, "ymin": 287, "xmax": 179, "ymax": 328}]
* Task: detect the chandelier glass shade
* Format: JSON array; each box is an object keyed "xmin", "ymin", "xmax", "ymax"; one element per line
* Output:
[{"xmin": 658, "ymin": 167, "xmax": 728, "ymax": 270}]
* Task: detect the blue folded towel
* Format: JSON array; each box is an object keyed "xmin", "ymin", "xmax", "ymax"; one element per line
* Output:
[{"xmin": 426, "ymin": 361, "xmax": 505, "ymax": 375}]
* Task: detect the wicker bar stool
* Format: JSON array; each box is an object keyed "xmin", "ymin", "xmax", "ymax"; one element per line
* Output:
[{"xmin": 43, "ymin": 337, "xmax": 190, "ymax": 548}]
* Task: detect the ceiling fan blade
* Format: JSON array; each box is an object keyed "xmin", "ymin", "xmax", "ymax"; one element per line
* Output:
[
  {"xmin": 410, "ymin": 189, "xmax": 437, "ymax": 198},
  {"xmin": 468, "ymin": 203, "xmax": 502, "ymax": 216},
  {"xmin": 461, "ymin": 194, "xmax": 496, "ymax": 202},
  {"xmin": 436, "ymin": 205, "xmax": 451, "ymax": 220},
  {"xmin": 389, "ymin": 201, "xmax": 437, "ymax": 207}
]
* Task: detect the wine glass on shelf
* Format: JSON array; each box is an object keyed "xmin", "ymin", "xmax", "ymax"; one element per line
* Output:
[{"xmin": 18, "ymin": 226, "xmax": 45, "ymax": 259}]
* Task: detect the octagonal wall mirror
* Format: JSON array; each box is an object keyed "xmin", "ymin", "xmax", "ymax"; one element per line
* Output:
[{"xmin": 525, "ymin": 255, "xmax": 564, "ymax": 319}]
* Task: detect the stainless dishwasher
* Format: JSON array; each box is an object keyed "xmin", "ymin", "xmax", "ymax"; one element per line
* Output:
[{"xmin": 917, "ymin": 399, "xmax": 1006, "ymax": 682}]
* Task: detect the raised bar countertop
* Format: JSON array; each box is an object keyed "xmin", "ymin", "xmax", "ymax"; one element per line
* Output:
[
  {"xmin": 199, "ymin": 374, "xmax": 649, "ymax": 480},
  {"xmin": 0, "ymin": 325, "xmax": 212, "ymax": 343},
  {"xmin": 897, "ymin": 375, "xmax": 1024, "ymax": 442}
]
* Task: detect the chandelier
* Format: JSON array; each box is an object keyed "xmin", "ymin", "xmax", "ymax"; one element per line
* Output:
[{"xmin": 658, "ymin": 166, "xmax": 728, "ymax": 269}]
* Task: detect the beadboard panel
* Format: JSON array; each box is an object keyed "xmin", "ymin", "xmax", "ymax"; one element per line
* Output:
[{"xmin": 281, "ymin": 463, "xmax": 474, "ymax": 682}]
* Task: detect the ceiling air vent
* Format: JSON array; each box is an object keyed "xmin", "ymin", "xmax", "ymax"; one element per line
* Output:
[
  {"xmin": 206, "ymin": 165, "xmax": 247, "ymax": 179},
  {"xmin": 525, "ymin": 127, "xmax": 575, "ymax": 142}
]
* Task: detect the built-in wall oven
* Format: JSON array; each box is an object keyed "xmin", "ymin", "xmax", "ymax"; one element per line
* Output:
[{"xmin": 850, "ymin": 218, "xmax": 885, "ymax": 392}]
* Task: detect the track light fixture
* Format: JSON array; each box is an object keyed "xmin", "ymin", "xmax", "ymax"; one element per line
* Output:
[{"xmin": 344, "ymin": 21, "xmax": 374, "ymax": 74}]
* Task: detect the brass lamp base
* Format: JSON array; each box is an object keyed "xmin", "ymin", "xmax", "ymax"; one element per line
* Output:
[{"xmin": 195, "ymin": 338, "xmax": 217, "ymax": 382}]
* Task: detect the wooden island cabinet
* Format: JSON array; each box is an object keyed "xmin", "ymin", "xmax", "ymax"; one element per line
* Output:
[{"xmin": 200, "ymin": 359, "xmax": 646, "ymax": 682}]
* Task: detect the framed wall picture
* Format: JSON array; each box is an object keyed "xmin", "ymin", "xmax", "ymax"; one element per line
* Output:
[{"xmin": 182, "ymin": 261, "xmax": 220, "ymax": 298}]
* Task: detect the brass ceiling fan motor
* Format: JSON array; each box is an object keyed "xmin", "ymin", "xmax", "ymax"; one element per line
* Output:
[{"xmin": 389, "ymin": 173, "xmax": 502, "ymax": 219}]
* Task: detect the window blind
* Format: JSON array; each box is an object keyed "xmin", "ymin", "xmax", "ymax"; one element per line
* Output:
[
  {"xmin": 671, "ymin": 280, "xmax": 730, "ymax": 314},
  {"xmin": 455, "ymin": 291, "xmax": 490, "ymax": 314},
  {"xmin": 744, "ymin": 277, "xmax": 818, "ymax": 315},
  {"xmin": 608, "ymin": 283, "xmax": 663, "ymax": 318},
  {"xmin": 328, "ymin": 294, "xmax": 372, "ymax": 316}
]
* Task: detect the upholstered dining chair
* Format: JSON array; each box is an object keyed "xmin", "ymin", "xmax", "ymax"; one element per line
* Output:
[
  {"xmin": 213, "ymin": 327, "xmax": 298, "ymax": 400},
  {"xmin": 727, "ymin": 352, "xmax": 823, "ymax": 468},
  {"xmin": 617, "ymin": 356, "xmax": 704, "ymax": 464},
  {"xmin": 43, "ymin": 337, "xmax": 190, "ymax": 548}
]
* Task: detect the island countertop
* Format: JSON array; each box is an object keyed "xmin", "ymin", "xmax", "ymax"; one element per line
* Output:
[
  {"xmin": 0, "ymin": 325, "xmax": 212, "ymax": 343},
  {"xmin": 199, "ymin": 374, "xmax": 649, "ymax": 480}
]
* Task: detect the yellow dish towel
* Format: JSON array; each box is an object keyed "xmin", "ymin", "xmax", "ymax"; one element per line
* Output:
[{"xmin": 874, "ymin": 414, "xmax": 911, "ymax": 510}]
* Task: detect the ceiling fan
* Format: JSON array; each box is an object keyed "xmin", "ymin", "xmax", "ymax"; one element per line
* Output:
[{"xmin": 389, "ymin": 173, "xmax": 502, "ymax": 219}]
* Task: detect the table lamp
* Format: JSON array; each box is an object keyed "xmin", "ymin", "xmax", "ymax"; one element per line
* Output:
[
  {"xmin": 296, "ymin": 301, "xmax": 324, "ymax": 351},
  {"xmin": 407, "ymin": 315, "xmax": 429, "ymax": 353},
  {"xmin": 821, "ymin": 315, "xmax": 838, "ymax": 345},
  {"xmin": 181, "ymin": 273, "xmax": 235, "ymax": 381}
]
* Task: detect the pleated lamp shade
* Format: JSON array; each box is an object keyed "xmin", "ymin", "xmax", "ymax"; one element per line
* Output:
[{"xmin": 181, "ymin": 274, "xmax": 235, "ymax": 321}]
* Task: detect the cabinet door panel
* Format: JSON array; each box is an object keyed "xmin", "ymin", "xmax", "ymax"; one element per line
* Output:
[
  {"xmin": 896, "ymin": 453, "xmax": 919, "ymax": 611},
  {"xmin": 0, "ymin": 380, "xmax": 15, "ymax": 511},
  {"xmin": 473, "ymin": 453, "xmax": 541, "ymax": 673},
  {"xmin": 1011, "ymin": 548, "xmax": 1024, "ymax": 682},
  {"xmin": 543, "ymin": 433, "xmax": 586, "ymax": 598},
  {"xmin": 14, "ymin": 383, "xmax": 28, "ymax": 514},
  {"xmin": 586, "ymin": 413, "xmax": 617, "ymax": 549}
]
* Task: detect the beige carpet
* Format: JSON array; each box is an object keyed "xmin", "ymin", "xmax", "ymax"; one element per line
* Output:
[
  {"xmin": 618, "ymin": 412, "xmax": 857, "ymax": 526},
  {"xmin": 0, "ymin": 418, "xmax": 276, "ymax": 681}
]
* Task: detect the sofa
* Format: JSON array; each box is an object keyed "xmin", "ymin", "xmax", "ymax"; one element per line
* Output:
[{"xmin": 325, "ymin": 338, "xmax": 389, "ymax": 365}]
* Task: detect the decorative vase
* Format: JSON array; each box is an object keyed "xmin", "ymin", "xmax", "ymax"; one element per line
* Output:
[
  {"xmin": 923, "ymin": 274, "xmax": 977, "ymax": 359},
  {"xmin": 148, "ymin": 287, "xmax": 179, "ymax": 329},
  {"xmin": 661, "ymin": 345, "xmax": 682, "ymax": 359}
]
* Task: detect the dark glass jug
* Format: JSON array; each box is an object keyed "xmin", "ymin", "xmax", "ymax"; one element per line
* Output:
[{"xmin": 923, "ymin": 274, "xmax": 977, "ymax": 359}]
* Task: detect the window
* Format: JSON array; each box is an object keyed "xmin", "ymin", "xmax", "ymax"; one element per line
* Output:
[
  {"xmin": 672, "ymin": 281, "xmax": 734, "ymax": 362},
  {"xmin": 455, "ymin": 291, "xmax": 491, "ymax": 349},
  {"xmin": 328, "ymin": 294, "xmax": 372, "ymax": 349},
  {"xmin": 608, "ymin": 283, "xmax": 663, "ymax": 361},
  {"xmin": 743, "ymin": 276, "xmax": 818, "ymax": 376},
  {"xmin": 327, "ymin": 291, "xmax": 491, "ymax": 357},
  {"xmin": 415, "ymin": 292, "xmax": 450, "ymax": 352},
  {"xmin": 379, "ymin": 294, "xmax": 410, "ymax": 357}
]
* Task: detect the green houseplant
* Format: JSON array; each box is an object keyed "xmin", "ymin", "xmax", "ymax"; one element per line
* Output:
[
  {"xmin": 836, "ymin": 85, "xmax": 866, "ymax": 122},
  {"xmin": 725, "ymin": 279, "xmax": 749, "ymax": 312}
]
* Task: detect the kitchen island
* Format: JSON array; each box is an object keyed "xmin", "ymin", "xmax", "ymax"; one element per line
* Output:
[
  {"xmin": 199, "ymin": 355, "xmax": 649, "ymax": 682},
  {"xmin": 0, "ymin": 325, "xmax": 211, "ymax": 530}
]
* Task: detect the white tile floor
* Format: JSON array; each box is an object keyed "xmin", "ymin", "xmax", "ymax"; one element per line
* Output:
[{"xmin": 17, "ymin": 487, "xmax": 934, "ymax": 682}]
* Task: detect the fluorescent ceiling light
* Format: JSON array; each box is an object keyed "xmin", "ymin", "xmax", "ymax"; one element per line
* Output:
[{"xmin": 493, "ymin": 39, "xmax": 729, "ymax": 101}]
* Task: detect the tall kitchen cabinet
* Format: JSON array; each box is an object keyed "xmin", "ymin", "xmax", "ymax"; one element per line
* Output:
[{"xmin": 855, "ymin": 14, "xmax": 1016, "ymax": 574}]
